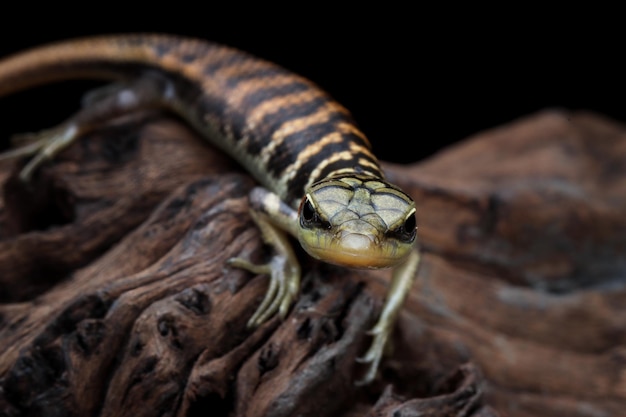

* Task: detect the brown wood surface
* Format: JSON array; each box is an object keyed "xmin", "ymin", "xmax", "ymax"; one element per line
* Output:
[{"xmin": 1, "ymin": 109, "xmax": 625, "ymax": 416}]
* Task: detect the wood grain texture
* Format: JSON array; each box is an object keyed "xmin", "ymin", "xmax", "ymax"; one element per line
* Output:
[{"xmin": 2, "ymin": 109, "xmax": 625, "ymax": 416}]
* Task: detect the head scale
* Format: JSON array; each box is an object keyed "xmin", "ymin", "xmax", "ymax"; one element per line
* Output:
[{"xmin": 296, "ymin": 174, "xmax": 417, "ymax": 269}]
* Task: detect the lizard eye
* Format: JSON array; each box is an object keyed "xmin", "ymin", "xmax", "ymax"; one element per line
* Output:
[
  {"xmin": 299, "ymin": 197, "xmax": 331, "ymax": 230},
  {"xmin": 387, "ymin": 213, "xmax": 417, "ymax": 243},
  {"xmin": 301, "ymin": 198, "xmax": 316, "ymax": 223}
]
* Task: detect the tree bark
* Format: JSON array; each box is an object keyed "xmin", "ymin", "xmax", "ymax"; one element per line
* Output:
[{"xmin": 1, "ymin": 109, "xmax": 624, "ymax": 417}]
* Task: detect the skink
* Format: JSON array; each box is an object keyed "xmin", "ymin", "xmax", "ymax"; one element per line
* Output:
[{"xmin": 0, "ymin": 34, "xmax": 420, "ymax": 384}]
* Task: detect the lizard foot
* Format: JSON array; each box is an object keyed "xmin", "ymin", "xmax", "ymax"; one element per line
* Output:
[
  {"xmin": 356, "ymin": 250, "xmax": 421, "ymax": 385},
  {"xmin": 0, "ymin": 123, "xmax": 80, "ymax": 182},
  {"xmin": 355, "ymin": 318, "xmax": 392, "ymax": 386},
  {"xmin": 228, "ymin": 209, "xmax": 301, "ymax": 327}
]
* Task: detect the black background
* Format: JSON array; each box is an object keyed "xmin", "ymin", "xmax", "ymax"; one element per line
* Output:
[{"xmin": 0, "ymin": 10, "xmax": 622, "ymax": 164}]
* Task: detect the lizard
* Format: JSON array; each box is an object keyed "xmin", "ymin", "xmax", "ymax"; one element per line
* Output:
[{"xmin": 0, "ymin": 34, "xmax": 420, "ymax": 384}]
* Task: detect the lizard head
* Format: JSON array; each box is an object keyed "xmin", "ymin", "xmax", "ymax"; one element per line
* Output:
[{"xmin": 297, "ymin": 174, "xmax": 417, "ymax": 269}]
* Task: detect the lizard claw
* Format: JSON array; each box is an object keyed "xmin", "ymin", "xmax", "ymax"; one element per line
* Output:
[
  {"xmin": 228, "ymin": 253, "xmax": 299, "ymax": 327},
  {"xmin": 0, "ymin": 123, "xmax": 79, "ymax": 182},
  {"xmin": 355, "ymin": 320, "xmax": 391, "ymax": 385},
  {"xmin": 228, "ymin": 209, "xmax": 301, "ymax": 328}
]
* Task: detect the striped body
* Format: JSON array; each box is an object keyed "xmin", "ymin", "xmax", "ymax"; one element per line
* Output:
[
  {"xmin": 0, "ymin": 35, "xmax": 420, "ymax": 385},
  {"xmin": 0, "ymin": 34, "xmax": 383, "ymax": 207}
]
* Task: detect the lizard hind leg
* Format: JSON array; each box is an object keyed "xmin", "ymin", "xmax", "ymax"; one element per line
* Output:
[
  {"xmin": 0, "ymin": 75, "xmax": 176, "ymax": 182},
  {"xmin": 0, "ymin": 122, "xmax": 81, "ymax": 182}
]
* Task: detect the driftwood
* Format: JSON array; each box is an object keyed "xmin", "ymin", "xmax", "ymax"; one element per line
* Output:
[{"xmin": 0, "ymin": 109, "xmax": 625, "ymax": 417}]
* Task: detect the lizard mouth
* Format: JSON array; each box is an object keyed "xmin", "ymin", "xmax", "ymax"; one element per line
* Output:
[{"xmin": 299, "ymin": 232, "xmax": 409, "ymax": 269}]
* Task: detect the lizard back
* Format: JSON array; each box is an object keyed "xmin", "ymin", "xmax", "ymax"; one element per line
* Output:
[{"xmin": 0, "ymin": 34, "xmax": 384, "ymax": 206}]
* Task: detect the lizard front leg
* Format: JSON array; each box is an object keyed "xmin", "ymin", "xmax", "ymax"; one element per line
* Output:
[
  {"xmin": 228, "ymin": 187, "xmax": 301, "ymax": 327},
  {"xmin": 356, "ymin": 249, "xmax": 421, "ymax": 385}
]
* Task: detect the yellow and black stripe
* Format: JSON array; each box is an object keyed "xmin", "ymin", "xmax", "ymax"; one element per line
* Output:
[
  {"xmin": 0, "ymin": 34, "xmax": 420, "ymax": 385},
  {"xmin": 0, "ymin": 34, "xmax": 383, "ymax": 207}
]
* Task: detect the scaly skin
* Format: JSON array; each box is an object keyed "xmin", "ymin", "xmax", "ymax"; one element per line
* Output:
[{"xmin": 0, "ymin": 34, "xmax": 420, "ymax": 384}]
